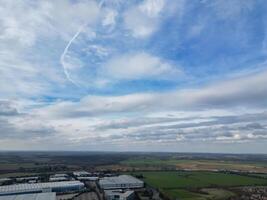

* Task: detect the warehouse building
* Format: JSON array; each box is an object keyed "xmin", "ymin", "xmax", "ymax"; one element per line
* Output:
[
  {"xmin": 0, "ymin": 181, "xmax": 84, "ymax": 196},
  {"xmin": 52, "ymin": 174, "xmax": 68, "ymax": 178},
  {"xmin": 49, "ymin": 177, "xmax": 68, "ymax": 182},
  {"xmin": 73, "ymin": 171, "xmax": 91, "ymax": 177},
  {"xmin": 49, "ymin": 174, "xmax": 70, "ymax": 182},
  {"xmin": 16, "ymin": 177, "xmax": 39, "ymax": 183},
  {"xmin": 99, "ymin": 175, "xmax": 144, "ymax": 190},
  {"xmin": 105, "ymin": 190, "xmax": 135, "ymax": 200},
  {"xmin": 0, "ymin": 192, "xmax": 56, "ymax": 200},
  {"xmin": 77, "ymin": 177, "xmax": 99, "ymax": 181}
]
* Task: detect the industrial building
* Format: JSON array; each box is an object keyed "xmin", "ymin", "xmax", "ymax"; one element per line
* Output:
[
  {"xmin": 49, "ymin": 177, "xmax": 68, "ymax": 182},
  {"xmin": 105, "ymin": 190, "xmax": 135, "ymax": 200},
  {"xmin": 0, "ymin": 192, "xmax": 56, "ymax": 200},
  {"xmin": 49, "ymin": 174, "xmax": 70, "ymax": 182},
  {"xmin": 77, "ymin": 177, "xmax": 99, "ymax": 181},
  {"xmin": 0, "ymin": 181, "xmax": 84, "ymax": 196},
  {"xmin": 99, "ymin": 175, "xmax": 144, "ymax": 190},
  {"xmin": 73, "ymin": 171, "xmax": 91, "ymax": 177},
  {"xmin": 16, "ymin": 177, "xmax": 39, "ymax": 183},
  {"xmin": 52, "ymin": 174, "xmax": 68, "ymax": 178}
]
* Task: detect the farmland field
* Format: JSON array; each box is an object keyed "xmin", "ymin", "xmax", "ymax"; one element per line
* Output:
[
  {"xmin": 121, "ymin": 158, "xmax": 267, "ymax": 173},
  {"xmin": 250, "ymin": 173, "xmax": 267, "ymax": 178},
  {"xmin": 131, "ymin": 171, "xmax": 267, "ymax": 200}
]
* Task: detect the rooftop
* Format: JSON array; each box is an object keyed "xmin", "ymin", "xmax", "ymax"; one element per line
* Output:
[
  {"xmin": 52, "ymin": 174, "xmax": 68, "ymax": 177},
  {"xmin": 0, "ymin": 192, "xmax": 56, "ymax": 200},
  {"xmin": 0, "ymin": 181, "xmax": 84, "ymax": 195},
  {"xmin": 99, "ymin": 175, "xmax": 143, "ymax": 185},
  {"xmin": 73, "ymin": 171, "xmax": 91, "ymax": 177},
  {"xmin": 105, "ymin": 190, "xmax": 134, "ymax": 197}
]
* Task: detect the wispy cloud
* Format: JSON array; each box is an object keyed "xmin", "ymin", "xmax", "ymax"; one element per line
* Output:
[{"xmin": 0, "ymin": 0, "xmax": 267, "ymax": 152}]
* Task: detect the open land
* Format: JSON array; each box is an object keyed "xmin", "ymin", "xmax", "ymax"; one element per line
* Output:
[{"xmin": 129, "ymin": 171, "xmax": 267, "ymax": 200}]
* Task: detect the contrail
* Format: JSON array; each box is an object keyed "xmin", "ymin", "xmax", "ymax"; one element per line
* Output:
[
  {"xmin": 60, "ymin": 0, "xmax": 114, "ymax": 86},
  {"xmin": 60, "ymin": 25, "xmax": 85, "ymax": 86}
]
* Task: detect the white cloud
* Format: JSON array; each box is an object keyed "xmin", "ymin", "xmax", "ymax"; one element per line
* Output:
[
  {"xmin": 139, "ymin": 0, "xmax": 165, "ymax": 17},
  {"xmin": 101, "ymin": 52, "xmax": 182, "ymax": 80},
  {"xmin": 0, "ymin": 0, "xmax": 99, "ymax": 47},
  {"xmin": 123, "ymin": 0, "xmax": 165, "ymax": 38},
  {"xmin": 0, "ymin": 0, "xmax": 266, "ymax": 152},
  {"xmin": 9, "ymin": 65, "xmax": 263, "ymax": 149},
  {"xmin": 32, "ymin": 68, "xmax": 267, "ymax": 120},
  {"xmin": 0, "ymin": 0, "xmax": 100, "ymax": 97},
  {"xmin": 102, "ymin": 8, "xmax": 118, "ymax": 27}
]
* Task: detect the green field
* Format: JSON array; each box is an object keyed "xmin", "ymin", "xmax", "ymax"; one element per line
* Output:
[
  {"xmin": 250, "ymin": 173, "xmax": 267, "ymax": 178},
  {"xmin": 132, "ymin": 171, "xmax": 267, "ymax": 200},
  {"xmin": 121, "ymin": 158, "xmax": 267, "ymax": 172}
]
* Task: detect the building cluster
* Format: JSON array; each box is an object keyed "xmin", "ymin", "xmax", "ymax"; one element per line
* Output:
[{"xmin": 0, "ymin": 172, "xmax": 144, "ymax": 200}]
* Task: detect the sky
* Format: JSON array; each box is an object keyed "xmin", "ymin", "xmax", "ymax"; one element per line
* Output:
[{"xmin": 0, "ymin": 0, "xmax": 267, "ymax": 153}]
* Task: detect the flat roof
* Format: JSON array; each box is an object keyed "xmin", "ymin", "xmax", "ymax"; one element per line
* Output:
[
  {"xmin": 52, "ymin": 174, "xmax": 68, "ymax": 177},
  {"xmin": 77, "ymin": 177, "xmax": 98, "ymax": 181},
  {"xmin": 0, "ymin": 181, "xmax": 84, "ymax": 195},
  {"xmin": 105, "ymin": 190, "xmax": 134, "ymax": 197},
  {"xmin": 0, "ymin": 179, "xmax": 11, "ymax": 182},
  {"xmin": 49, "ymin": 177, "xmax": 68, "ymax": 181},
  {"xmin": 99, "ymin": 175, "xmax": 143, "ymax": 185},
  {"xmin": 0, "ymin": 192, "xmax": 56, "ymax": 200},
  {"xmin": 16, "ymin": 177, "xmax": 39, "ymax": 181},
  {"xmin": 73, "ymin": 171, "xmax": 90, "ymax": 176}
]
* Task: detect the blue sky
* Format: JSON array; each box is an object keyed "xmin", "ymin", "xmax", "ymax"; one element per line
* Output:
[{"xmin": 0, "ymin": 0, "xmax": 267, "ymax": 153}]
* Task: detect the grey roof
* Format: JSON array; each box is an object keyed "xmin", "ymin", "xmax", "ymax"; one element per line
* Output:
[
  {"xmin": 52, "ymin": 174, "xmax": 68, "ymax": 177},
  {"xmin": 77, "ymin": 177, "xmax": 98, "ymax": 181},
  {"xmin": 0, "ymin": 192, "xmax": 56, "ymax": 200},
  {"xmin": 49, "ymin": 177, "xmax": 68, "ymax": 182},
  {"xmin": 99, "ymin": 175, "xmax": 143, "ymax": 185},
  {"xmin": 0, "ymin": 181, "xmax": 84, "ymax": 195},
  {"xmin": 0, "ymin": 179, "xmax": 11, "ymax": 183},
  {"xmin": 16, "ymin": 177, "xmax": 39, "ymax": 181},
  {"xmin": 105, "ymin": 190, "xmax": 134, "ymax": 197}
]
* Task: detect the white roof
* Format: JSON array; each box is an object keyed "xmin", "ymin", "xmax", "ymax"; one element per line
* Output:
[
  {"xmin": 0, "ymin": 192, "xmax": 56, "ymax": 200},
  {"xmin": 99, "ymin": 175, "xmax": 143, "ymax": 185},
  {"xmin": 49, "ymin": 177, "xmax": 68, "ymax": 182},
  {"xmin": 0, "ymin": 181, "xmax": 84, "ymax": 195},
  {"xmin": 73, "ymin": 171, "xmax": 90, "ymax": 176}
]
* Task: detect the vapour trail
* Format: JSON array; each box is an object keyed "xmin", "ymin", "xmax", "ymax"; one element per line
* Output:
[
  {"xmin": 60, "ymin": 1, "xmax": 113, "ymax": 86},
  {"xmin": 60, "ymin": 25, "xmax": 85, "ymax": 87}
]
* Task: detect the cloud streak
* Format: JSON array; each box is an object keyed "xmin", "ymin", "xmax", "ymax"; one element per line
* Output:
[{"xmin": 60, "ymin": 25, "xmax": 85, "ymax": 86}]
